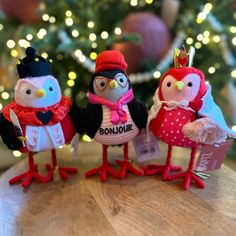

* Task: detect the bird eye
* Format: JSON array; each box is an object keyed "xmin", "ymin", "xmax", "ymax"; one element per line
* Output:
[
  {"xmin": 94, "ymin": 77, "xmax": 108, "ymax": 91},
  {"xmin": 167, "ymin": 82, "xmax": 171, "ymax": 87},
  {"xmin": 116, "ymin": 73, "xmax": 127, "ymax": 87},
  {"xmin": 49, "ymin": 87, "xmax": 53, "ymax": 91},
  {"xmin": 26, "ymin": 89, "xmax": 31, "ymax": 95},
  {"xmin": 187, "ymin": 82, "xmax": 193, "ymax": 87}
]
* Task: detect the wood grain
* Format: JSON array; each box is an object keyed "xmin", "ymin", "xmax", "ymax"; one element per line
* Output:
[{"xmin": 0, "ymin": 142, "xmax": 236, "ymax": 236}]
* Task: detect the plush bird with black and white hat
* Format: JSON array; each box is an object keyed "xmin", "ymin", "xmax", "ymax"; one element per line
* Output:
[{"xmin": 0, "ymin": 47, "xmax": 81, "ymax": 188}]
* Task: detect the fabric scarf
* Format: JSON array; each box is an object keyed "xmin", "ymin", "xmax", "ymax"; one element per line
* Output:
[
  {"xmin": 88, "ymin": 89, "xmax": 134, "ymax": 124},
  {"xmin": 3, "ymin": 96, "xmax": 72, "ymax": 126}
]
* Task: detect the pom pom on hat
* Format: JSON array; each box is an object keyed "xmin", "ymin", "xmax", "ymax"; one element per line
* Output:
[
  {"xmin": 95, "ymin": 50, "xmax": 127, "ymax": 73},
  {"xmin": 26, "ymin": 47, "xmax": 37, "ymax": 58}
]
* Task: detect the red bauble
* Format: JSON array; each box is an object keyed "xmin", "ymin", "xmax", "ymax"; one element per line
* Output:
[
  {"xmin": 112, "ymin": 12, "xmax": 171, "ymax": 73},
  {"xmin": 0, "ymin": 0, "xmax": 40, "ymax": 24}
]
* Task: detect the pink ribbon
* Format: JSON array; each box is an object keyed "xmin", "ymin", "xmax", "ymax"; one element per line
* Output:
[{"xmin": 88, "ymin": 89, "xmax": 134, "ymax": 124}]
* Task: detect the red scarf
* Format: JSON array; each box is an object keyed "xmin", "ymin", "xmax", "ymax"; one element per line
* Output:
[
  {"xmin": 3, "ymin": 96, "xmax": 72, "ymax": 126},
  {"xmin": 88, "ymin": 89, "xmax": 134, "ymax": 124}
]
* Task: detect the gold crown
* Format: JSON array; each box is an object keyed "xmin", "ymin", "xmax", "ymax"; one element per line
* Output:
[{"xmin": 173, "ymin": 46, "xmax": 195, "ymax": 68}]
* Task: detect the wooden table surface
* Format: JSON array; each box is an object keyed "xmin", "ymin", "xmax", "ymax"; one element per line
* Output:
[{"xmin": 0, "ymin": 142, "xmax": 236, "ymax": 236}]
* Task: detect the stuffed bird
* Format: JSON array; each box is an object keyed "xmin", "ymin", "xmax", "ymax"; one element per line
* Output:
[
  {"xmin": 0, "ymin": 47, "xmax": 80, "ymax": 187},
  {"xmin": 83, "ymin": 50, "xmax": 147, "ymax": 182},
  {"xmin": 147, "ymin": 48, "xmax": 236, "ymax": 190}
]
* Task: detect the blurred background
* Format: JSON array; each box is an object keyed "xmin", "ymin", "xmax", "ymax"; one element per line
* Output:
[{"xmin": 0, "ymin": 0, "xmax": 235, "ymax": 171}]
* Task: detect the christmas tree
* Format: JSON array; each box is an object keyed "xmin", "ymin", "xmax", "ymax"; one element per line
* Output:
[{"xmin": 0, "ymin": 0, "xmax": 235, "ymax": 156}]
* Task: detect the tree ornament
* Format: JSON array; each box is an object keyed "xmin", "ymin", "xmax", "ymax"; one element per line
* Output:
[
  {"xmin": 161, "ymin": 0, "xmax": 180, "ymax": 28},
  {"xmin": 112, "ymin": 12, "xmax": 171, "ymax": 73},
  {"xmin": 0, "ymin": 0, "xmax": 40, "ymax": 24}
]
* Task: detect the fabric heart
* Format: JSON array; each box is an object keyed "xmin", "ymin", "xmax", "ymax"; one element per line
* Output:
[
  {"xmin": 177, "ymin": 56, "xmax": 188, "ymax": 67},
  {"xmin": 36, "ymin": 111, "xmax": 53, "ymax": 124}
]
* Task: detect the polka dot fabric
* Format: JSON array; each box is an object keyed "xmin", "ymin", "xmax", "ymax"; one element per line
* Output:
[{"xmin": 150, "ymin": 106, "xmax": 198, "ymax": 148}]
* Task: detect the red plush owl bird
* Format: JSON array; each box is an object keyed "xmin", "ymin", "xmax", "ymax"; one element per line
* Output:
[{"xmin": 146, "ymin": 48, "xmax": 236, "ymax": 190}]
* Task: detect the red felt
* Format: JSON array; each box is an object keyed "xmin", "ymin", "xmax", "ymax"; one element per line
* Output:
[
  {"xmin": 158, "ymin": 67, "xmax": 207, "ymax": 101},
  {"xmin": 60, "ymin": 115, "xmax": 76, "ymax": 144},
  {"xmin": 177, "ymin": 55, "xmax": 188, "ymax": 67},
  {"xmin": 144, "ymin": 164, "xmax": 182, "ymax": 176},
  {"xmin": 189, "ymin": 100, "xmax": 203, "ymax": 112},
  {"xmin": 149, "ymin": 104, "xmax": 166, "ymax": 133},
  {"xmin": 95, "ymin": 50, "xmax": 127, "ymax": 73},
  {"xmin": 9, "ymin": 152, "xmax": 45, "ymax": 188},
  {"xmin": 85, "ymin": 145, "xmax": 119, "ymax": 182},
  {"xmin": 144, "ymin": 145, "xmax": 182, "ymax": 179},
  {"xmin": 150, "ymin": 107, "xmax": 198, "ymax": 148},
  {"xmin": 116, "ymin": 142, "xmax": 144, "ymax": 178},
  {"xmin": 44, "ymin": 165, "xmax": 77, "ymax": 182},
  {"xmin": 168, "ymin": 147, "xmax": 205, "ymax": 190},
  {"xmin": 3, "ymin": 96, "xmax": 72, "ymax": 126},
  {"xmin": 45, "ymin": 149, "xmax": 78, "ymax": 182}
]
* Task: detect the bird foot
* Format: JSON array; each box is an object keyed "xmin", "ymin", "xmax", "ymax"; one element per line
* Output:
[
  {"xmin": 9, "ymin": 164, "xmax": 45, "ymax": 188},
  {"xmin": 169, "ymin": 170, "xmax": 205, "ymax": 190},
  {"xmin": 116, "ymin": 159, "xmax": 144, "ymax": 178},
  {"xmin": 45, "ymin": 164, "xmax": 78, "ymax": 182},
  {"xmin": 85, "ymin": 162, "xmax": 119, "ymax": 182},
  {"xmin": 143, "ymin": 164, "xmax": 182, "ymax": 180}
]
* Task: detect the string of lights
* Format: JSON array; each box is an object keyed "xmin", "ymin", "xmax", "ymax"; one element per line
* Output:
[{"xmin": 1, "ymin": 2, "xmax": 235, "ymax": 91}]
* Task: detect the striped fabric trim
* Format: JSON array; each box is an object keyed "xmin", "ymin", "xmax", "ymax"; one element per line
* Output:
[{"xmin": 94, "ymin": 105, "xmax": 139, "ymax": 145}]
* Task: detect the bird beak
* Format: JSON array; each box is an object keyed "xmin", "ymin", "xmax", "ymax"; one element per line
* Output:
[
  {"xmin": 36, "ymin": 89, "xmax": 46, "ymax": 98},
  {"xmin": 175, "ymin": 81, "xmax": 184, "ymax": 91},
  {"xmin": 108, "ymin": 80, "xmax": 118, "ymax": 89}
]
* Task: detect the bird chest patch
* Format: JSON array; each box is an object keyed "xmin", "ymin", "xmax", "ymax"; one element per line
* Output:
[
  {"xmin": 25, "ymin": 123, "xmax": 65, "ymax": 152},
  {"xmin": 94, "ymin": 105, "xmax": 139, "ymax": 145},
  {"xmin": 154, "ymin": 107, "xmax": 198, "ymax": 147},
  {"xmin": 98, "ymin": 124, "xmax": 133, "ymax": 135}
]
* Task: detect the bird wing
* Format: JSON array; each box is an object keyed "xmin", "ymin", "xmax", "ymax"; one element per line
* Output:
[
  {"xmin": 68, "ymin": 102, "xmax": 85, "ymax": 134},
  {"xmin": 0, "ymin": 113, "xmax": 24, "ymax": 150},
  {"xmin": 182, "ymin": 117, "xmax": 228, "ymax": 144},
  {"xmin": 199, "ymin": 83, "xmax": 236, "ymax": 138},
  {"xmin": 127, "ymin": 98, "xmax": 148, "ymax": 130},
  {"xmin": 84, "ymin": 103, "xmax": 103, "ymax": 139}
]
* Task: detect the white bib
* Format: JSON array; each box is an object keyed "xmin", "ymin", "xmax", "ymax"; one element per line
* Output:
[
  {"xmin": 94, "ymin": 105, "xmax": 139, "ymax": 145},
  {"xmin": 25, "ymin": 123, "xmax": 65, "ymax": 152}
]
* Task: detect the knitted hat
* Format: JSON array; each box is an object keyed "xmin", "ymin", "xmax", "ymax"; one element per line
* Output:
[
  {"xmin": 95, "ymin": 50, "xmax": 127, "ymax": 73},
  {"xmin": 17, "ymin": 47, "xmax": 51, "ymax": 79}
]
